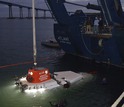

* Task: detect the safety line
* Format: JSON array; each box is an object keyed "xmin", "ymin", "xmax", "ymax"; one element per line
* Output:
[{"xmin": 0, "ymin": 61, "xmax": 33, "ymax": 69}]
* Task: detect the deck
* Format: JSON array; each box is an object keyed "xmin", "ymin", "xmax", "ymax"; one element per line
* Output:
[{"xmin": 84, "ymin": 32, "xmax": 112, "ymax": 39}]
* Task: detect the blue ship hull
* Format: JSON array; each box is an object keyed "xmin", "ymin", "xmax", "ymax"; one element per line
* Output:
[
  {"xmin": 46, "ymin": 0, "xmax": 124, "ymax": 67},
  {"xmin": 54, "ymin": 24, "xmax": 124, "ymax": 66}
]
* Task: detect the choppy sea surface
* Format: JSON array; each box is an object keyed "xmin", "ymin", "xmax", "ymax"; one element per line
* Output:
[{"xmin": 0, "ymin": 19, "xmax": 123, "ymax": 107}]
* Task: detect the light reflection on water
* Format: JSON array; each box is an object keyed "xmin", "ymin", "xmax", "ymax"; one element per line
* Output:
[{"xmin": 0, "ymin": 73, "xmax": 94, "ymax": 107}]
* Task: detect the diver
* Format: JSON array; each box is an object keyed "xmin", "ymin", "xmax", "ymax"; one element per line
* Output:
[{"xmin": 49, "ymin": 99, "xmax": 67, "ymax": 107}]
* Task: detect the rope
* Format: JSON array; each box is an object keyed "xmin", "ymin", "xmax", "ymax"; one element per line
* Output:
[
  {"xmin": 0, "ymin": 51, "xmax": 64, "ymax": 69},
  {"xmin": 0, "ymin": 61, "xmax": 33, "ymax": 69}
]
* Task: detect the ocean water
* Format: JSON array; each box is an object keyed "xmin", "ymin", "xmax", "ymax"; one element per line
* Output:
[{"xmin": 0, "ymin": 19, "xmax": 123, "ymax": 107}]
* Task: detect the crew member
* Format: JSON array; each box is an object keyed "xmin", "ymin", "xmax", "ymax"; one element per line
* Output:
[{"xmin": 93, "ymin": 17, "xmax": 99, "ymax": 34}]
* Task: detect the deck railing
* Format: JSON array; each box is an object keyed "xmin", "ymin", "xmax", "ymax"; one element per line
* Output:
[{"xmin": 111, "ymin": 92, "xmax": 124, "ymax": 107}]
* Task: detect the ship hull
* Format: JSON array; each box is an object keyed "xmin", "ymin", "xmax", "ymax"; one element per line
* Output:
[
  {"xmin": 54, "ymin": 24, "xmax": 124, "ymax": 67},
  {"xmin": 46, "ymin": 0, "xmax": 124, "ymax": 67}
]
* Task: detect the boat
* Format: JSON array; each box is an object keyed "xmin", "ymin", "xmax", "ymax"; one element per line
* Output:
[
  {"xmin": 41, "ymin": 40, "xmax": 60, "ymax": 49},
  {"xmin": 45, "ymin": 0, "xmax": 124, "ymax": 68},
  {"xmin": 14, "ymin": 0, "xmax": 84, "ymax": 92}
]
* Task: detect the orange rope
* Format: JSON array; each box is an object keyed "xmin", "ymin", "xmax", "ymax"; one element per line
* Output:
[
  {"xmin": 0, "ymin": 56, "xmax": 50, "ymax": 69},
  {"xmin": 0, "ymin": 53, "xmax": 63, "ymax": 69},
  {"xmin": 0, "ymin": 61, "xmax": 33, "ymax": 69},
  {"xmin": 0, "ymin": 57, "xmax": 54, "ymax": 69}
]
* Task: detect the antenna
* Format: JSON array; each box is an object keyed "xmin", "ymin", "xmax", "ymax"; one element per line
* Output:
[{"xmin": 32, "ymin": 0, "xmax": 37, "ymax": 66}]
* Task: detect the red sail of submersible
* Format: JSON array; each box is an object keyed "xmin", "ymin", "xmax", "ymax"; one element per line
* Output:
[{"xmin": 26, "ymin": 67, "xmax": 51, "ymax": 83}]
